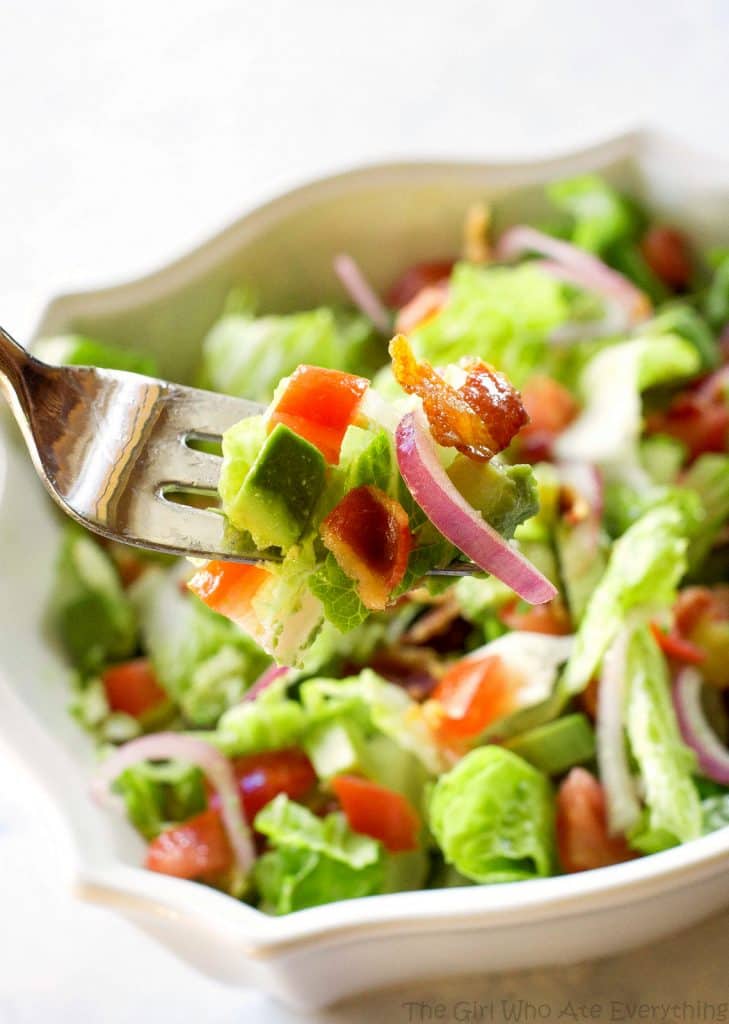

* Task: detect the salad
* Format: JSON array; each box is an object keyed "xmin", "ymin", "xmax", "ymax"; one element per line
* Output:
[{"xmin": 45, "ymin": 175, "xmax": 729, "ymax": 914}]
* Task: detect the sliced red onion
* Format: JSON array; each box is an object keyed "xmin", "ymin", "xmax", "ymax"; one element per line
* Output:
[
  {"xmin": 92, "ymin": 732, "xmax": 255, "ymax": 873},
  {"xmin": 495, "ymin": 226, "xmax": 650, "ymax": 324},
  {"xmin": 673, "ymin": 666, "xmax": 729, "ymax": 784},
  {"xmin": 395, "ymin": 410, "xmax": 557, "ymax": 604},
  {"xmin": 243, "ymin": 663, "xmax": 290, "ymax": 703},
  {"xmin": 597, "ymin": 628, "xmax": 641, "ymax": 835},
  {"xmin": 334, "ymin": 253, "xmax": 392, "ymax": 334}
]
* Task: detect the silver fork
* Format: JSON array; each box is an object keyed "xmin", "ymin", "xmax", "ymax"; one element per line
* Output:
[{"xmin": 0, "ymin": 326, "xmax": 474, "ymax": 574}]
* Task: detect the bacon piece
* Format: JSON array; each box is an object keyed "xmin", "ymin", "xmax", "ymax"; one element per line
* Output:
[
  {"xmin": 389, "ymin": 334, "xmax": 528, "ymax": 462},
  {"xmin": 320, "ymin": 485, "xmax": 413, "ymax": 611}
]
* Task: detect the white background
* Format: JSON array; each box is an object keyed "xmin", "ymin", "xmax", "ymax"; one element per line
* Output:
[{"xmin": 2, "ymin": 1, "xmax": 729, "ymax": 1021}]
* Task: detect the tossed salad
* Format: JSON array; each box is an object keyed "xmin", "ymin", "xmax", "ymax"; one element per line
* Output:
[{"xmin": 47, "ymin": 176, "xmax": 729, "ymax": 913}]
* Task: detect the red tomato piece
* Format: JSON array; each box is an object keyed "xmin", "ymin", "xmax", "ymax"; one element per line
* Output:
[
  {"xmin": 188, "ymin": 561, "xmax": 270, "ymax": 638},
  {"xmin": 517, "ymin": 376, "xmax": 579, "ymax": 461},
  {"xmin": 320, "ymin": 485, "xmax": 412, "ymax": 610},
  {"xmin": 646, "ymin": 393, "xmax": 729, "ymax": 461},
  {"xmin": 499, "ymin": 598, "xmax": 572, "ymax": 636},
  {"xmin": 556, "ymin": 768, "xmax": 636, "ymax": 874},
  {"xmin": 145, "ymin": 809, "xmax": 232, "ymax": 879},
  {"xmin": 395, "ymin": 282, "xmax": 450, "ymax": 334},
  {"xmin": 331, "ymin": 774, "xmax": 420, "ymax": 852},
  {"xmin": 268, "ymin": 365, "xmax": 369, "ymax": 465},
  {"xmin": 430, "ymin": 653, "xmax": 526, "ymax": 743},
  {"xmin": 101, "ymin": 658, "xmax": 168, "ymax": 719},
  {"xmin": 208, "ymin": 749, "xmax": 317, "ymax": 821},
  {"xmin": 386, "ymin": 260, "xmax": 454, "ymax": 310},
  {"xmin": 649, "ymin": 621, "xmax": 705, "ymax": 665},
  {"xmin": 675, "ymin": 586, "xmax": 729, "ymax": 634},
  {"xmin": 640, "ymin": 225, "xmax": 692, "ymax": 290}
]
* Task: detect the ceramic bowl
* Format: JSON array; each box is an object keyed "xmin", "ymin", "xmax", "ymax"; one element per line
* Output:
[{"xmin": 3, "ymin": 129, "xmax": 729, "ymax": 1010}]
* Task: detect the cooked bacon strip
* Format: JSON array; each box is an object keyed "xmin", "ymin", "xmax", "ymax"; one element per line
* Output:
[
  {"xmin": 389, "ymin": 334, "xmax": 528, "ymax": 462},
  {"xmin": 320, "ymin": 485, "xmax": 413, "ymax": 611}
]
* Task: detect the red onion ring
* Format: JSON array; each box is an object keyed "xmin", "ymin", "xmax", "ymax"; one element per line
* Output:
[
  {"xmin": 395, "ymin": 410, "xmax": 557, "ymax": 604},
  {"xmin": 597, "ymin": 628, "xmax": 641, "ymax": 834},
  {"xmin": 495, "ymin": 226, "xmax": 651, "ymax": 324},
  {"xmin": 92, "ymin": 732, "xmax": 255, "ymax": 873},
  {"xmin": 243, "ymin": 664, "xmax": 290, "ymax": 703},
  {"xmin": 334, "ymin": 253, "xmax": 392, "ymax": 334},
  {"xmin": 673, "ymin": 666, "xmax": 729, "ymax": 784}
]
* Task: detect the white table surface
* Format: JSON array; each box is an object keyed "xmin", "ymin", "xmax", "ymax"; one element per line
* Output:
[{"xmin": 3, "ymin": 1, "xmax": 729, "ymax": 1020}]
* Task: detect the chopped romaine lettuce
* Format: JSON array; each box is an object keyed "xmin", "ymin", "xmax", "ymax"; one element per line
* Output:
[
  {"xmin": 211, "ymin": 680, "xmax": 307, "ymax": 756},
  {"xmin": 429, "ymin": 746, "xmax": 555, "ymax": 882},
  {"xmin": 562, "ymin": 497, "xmax": 700, "ymax": 696},
  {"xmin": 546, "ymin": 175, "xmax": 639, "ymax": 254},
  {"xmin": 681, "ymin": 454, "xmax": 729, "ymax": 571},
  {"xmin": 625, "ymin": 625, "xmax": 701, "ymax": 852},
  {"xmin": 34, "ymin": 334, "xmax": 159, "ymax": 376},
  {"xmin": 49, "ymin": 525, "xmax": 137, "ymax": 674},
  {"xmin": 113, "ymin": 760, "xmax": 206, "ymax": 840},
  {"xmin": 201, "ymin": 305, "xmax": 382, "ymax": 404}
]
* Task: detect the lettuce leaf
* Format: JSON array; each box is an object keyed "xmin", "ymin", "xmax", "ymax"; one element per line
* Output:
[
  {"xmin": 554, "ymin": 335, "xmax": 701, "ymax": 485},
  {"xmin": 546, "ymin": 175, "xmax": 639, "ymax": 254},
  {"xmin": 49, "ymin": 524, "xmax": 137, "ymax": 674},
  {"xmin": 253, "ymin": 794, "xmax": 384, "ymax": 914},
  {"xmin": 34, "ymin": 334, "xmax": 158, "ymax": 376},
  {"xmin": 561, "ymin": 497, "xmax": 700, "ymax": 696},
  {"xmin": 409, "ymin": 263, "xmax": 570, "ymax": 386},
  {"xmin": 130, "ymin": 567, "xmax": 270, "ymax": 725},
  {"xmin": 682, "ymin": 454, "xmax": 729, "ymax": 571},
  {"xmin": 429, "ymin": 746, "xmax": 554, "ymax": 882},
  {"xmin": 112, "ymin": 760, "xmax": 206, "ymax": 840},
  {"xmin": 625, "ymin": 625, "xmax": 701, "ymax": 852},
  {"xmin": 201, "ymin": 305, "xmax": 382, "ymax": 404},
  {"xmin": 209, "ymin": 680, "xmax": 307, "ymax": 756}
]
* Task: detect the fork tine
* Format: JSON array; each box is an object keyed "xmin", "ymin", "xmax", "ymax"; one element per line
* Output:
[
  {"xmin": 163, "ymin": 385, "xmax": 261, "ymax": 439},
  {"xmin": 157, "ymin": 444, "xmax": 223, "ymax": 492}
]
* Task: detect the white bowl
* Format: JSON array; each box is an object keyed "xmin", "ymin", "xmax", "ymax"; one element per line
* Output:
[{"xmin": 3, "ymin": 129, "xmax": 729, "ymax": 1010}]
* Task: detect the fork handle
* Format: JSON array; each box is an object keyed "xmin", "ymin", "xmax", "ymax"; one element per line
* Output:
[{"xmin": 0, "ymin": 326, "xmax": 33, "ymax": 394}]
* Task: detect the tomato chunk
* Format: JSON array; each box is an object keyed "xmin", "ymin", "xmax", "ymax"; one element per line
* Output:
[
  {"xmin": 430, "ymin": 652, "xmax": 526, "ymax": 743},
  {"xmin": 395, "ymin": 282, "xmax": 449, "ymax": 334},
  {"xmin": 145, "ymin": 809, "xmax": 232, "ymax": 879},
  {"xmin": 386, "ymin": 260, "xmax": 454, "ymax": 309},
  {"xmin": 208, "ymin": 749, "xmax": 317, "ymax": 821},
  {"xmin": 188, "ymin": 561, "xmax": 270, "ymax": 639},
  {"xmin": 517, "ymin": 376, "xmax": 579, "ymax": 462},
  {"xmin": 649, "ymin": 621, "xmax": 705, "ymax": 665},
  {"xmin": 331, "ymin": 774, "xmax": 420, "ymax": 852},
  {"xmin": 640, "ymin": 225, "xmax": 692, "ymax": 290},
  {"xmin": 556, "ymin": 768, "xmax": 636, "ymax": 873},
  {"xmin": 320, "ymin": 485, "xmax": 412, "ymax": 610},
  {"xmin": 102, "ymin": 658, "xmax": 168, "ymax": 719},
  {"xmin": 268, "ymin": 365, "xmax": 369, "ymax": 464},
  {"xmin": 646, "ymin": 389, "xmax": 729, "ymax": 461}
]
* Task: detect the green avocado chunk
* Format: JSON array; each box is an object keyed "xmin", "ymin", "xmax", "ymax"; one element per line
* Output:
[{"xmin": 233, "ymin": 423, "xmax": 326, "ymax": 550}]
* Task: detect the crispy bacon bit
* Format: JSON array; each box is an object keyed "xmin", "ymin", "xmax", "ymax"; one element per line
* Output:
[
  {"xmin": 499, "ymin": 596, "xmax": 572, "ymax": 636},
  {"xmin": 462, "ymin": 201, "xmax": 492, "ymax": 264},
  {"xmin": 402, "ymin": 591, "xmax": 462, "ymax": 646},
  {"xmin": 369, "ymin": 645, "xmax": 442, "ymax": 701},
  {"xmin": 395, "ymin": 281, "xmax": 449, "ymax": 334},
  {"xmin": 320, "ymin": 485, "xmax": 413, "ymax": 611},
  {"xmin": 386, "ymin": 261, "xmax": 454, "ymax": 310},
  {"xmin": 646, "ymin": 372, "xmax": 729, "ymax": 462},
  {"xmin": 389, "ymin": 334, "xmax": 528, "ymax": 462},
  {"xmin": 640, "ymin": 225, "xmax": 692, "ymax": 291}
]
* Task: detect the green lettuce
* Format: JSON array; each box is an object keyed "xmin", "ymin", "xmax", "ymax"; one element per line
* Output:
[
  {"xmin": 625, "ymin": 625, "xmax": 701, "ymax": 852},
  {"xmin": 409, "ymin": 263, "xmax": 570, "ymax": 386},
  {"xmin": 703, "ymin": 249, "xmax": 729, "ymax": 331},
  {"xmin": 130, "ymin": 567, "xmax": 270, "ymax": 725},
  {"xmin": 201, "ymin": 303, "xmax": 382, "ymax": 404},
  {"xmin": 429, "ymin": 746, "xmax": 555, "ymax": 882},
  {"xmin": 682, "ymin": 454, "xmax": 729, "ymax": 571},
  {"xmin": 253, "ymin": 794, "xmax": 384, "ymax": 914},
  {"xmin": 211, "ymin": 680, "xmax": 307, "ymax": 756},
  {"xmin": 34, "ymin": 334, "xmax": 158, "ymax": 376},
  {"xmin": 562, "ymin": 497, "xmax": 700, "ymax": 696},
  {"xmin": 547, "ymin": 175, "xmax": 639, "ymax": 253},
  {"xmin": 554, "ymin": 335, "xmax": 701, "ymax": 484},
  {"xmin": 113, "ymin": 760, "xmax": 206, "ymax": 840},
  {"xmin": 49, "ymin": 525, "xmax": 137, "ymax": 674}
]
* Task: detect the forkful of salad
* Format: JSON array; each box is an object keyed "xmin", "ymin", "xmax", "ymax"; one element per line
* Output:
[{"xmin": 0, "ymin": 323, "xmax": 555, "ymax": 652}]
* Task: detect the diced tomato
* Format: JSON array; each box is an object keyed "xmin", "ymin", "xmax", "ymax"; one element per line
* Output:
[
  {"xmin": 268, "ymin": 365, "xmax": 369, "ymax": 464},
  {"xmin": 320, "ymin": 485, "xmax": 412, "ymax": 610},
  {"xmin": 208, "ymin": 749, "xmax": 317, "ymax": 821},
  {"xmin": 395, "ymin": 282, "xmax": 449, "ymax": 334},
  {"xmin": 649, "ymin": 621, "xmax": 705, "ymax": 665},
  {"xmin": 331, "ymin": 774, "xmax": 420, "ymax": 852},
  {"xmin": 646, "ymin": 391, "xmax": 729, "ymax": 461},
  {"xmin": 429, "ymin": 652, "xmax": 526, "ymax": 744},
  {"xmin": 499, "ymin": 597, "xmax": 572, "ymax": 635},
  {"xmin": 145, "ymin": 808, "xmax": 232, "ymax": 879},
  {"xmin": 517, "ymin": 376, "xmax": 579, "ymax": 461},
  {"xmin": 556, "ymin": 768, "xmax": 636, "ymax": 873},
  {"xmin": 101, "ymin": 658, "xmax": 168, "ymax": 719},
  {"xmin": 640, "ymin": 225, "xmax": 692, "ymax": 290},
  {"xmin": 188, "ymin": 561, "xmax": 270, "ymax": 640},
  {"xmin": 386, "ymin": 260, "xmax": 454, "ymax": 310}
]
